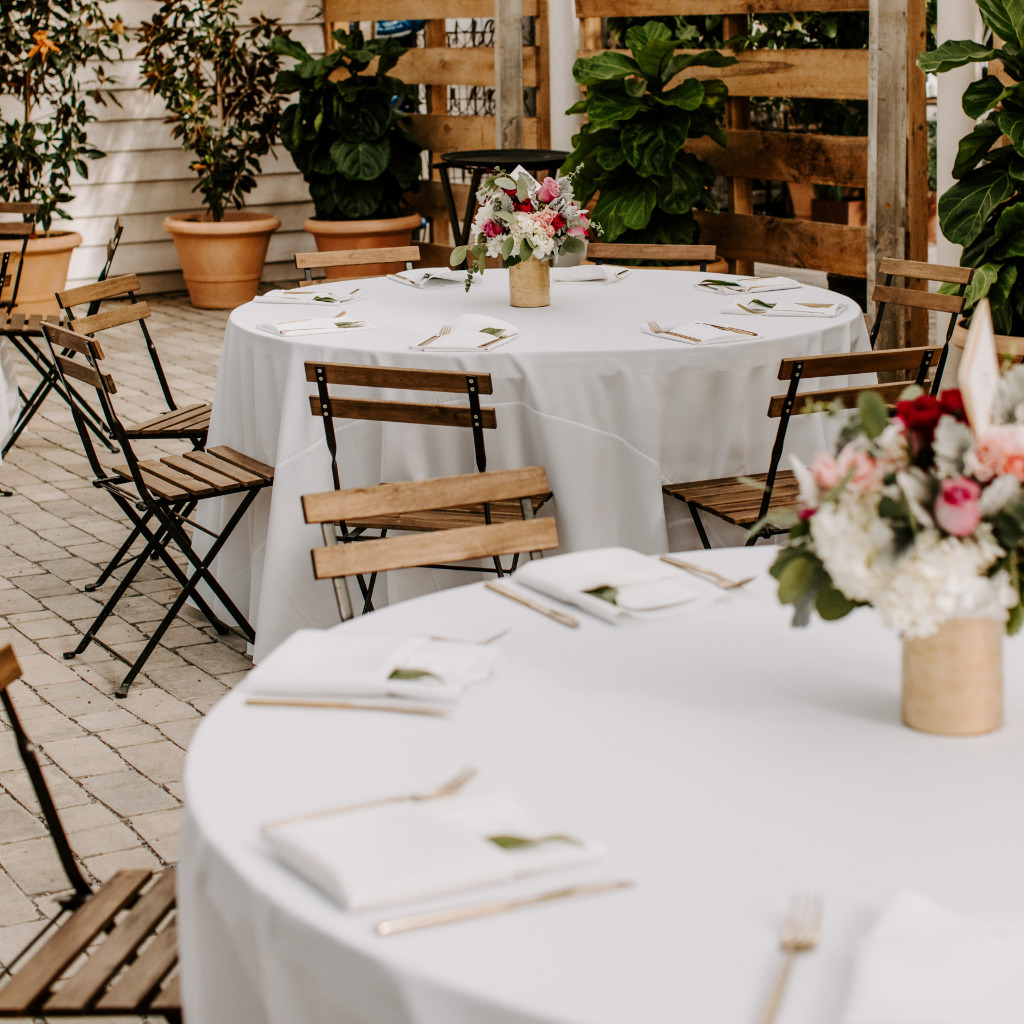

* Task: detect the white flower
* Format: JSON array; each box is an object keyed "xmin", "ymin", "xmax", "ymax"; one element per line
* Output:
[
  {"xmin": 895, "ymin": 469, "xmax": 935, "ymax": 528},
  {"xmin": 810, "ymin": 498, "xmax": 896, "ymax": 603},
  {"xmin": 876, "ymin": 421, "xmax": 909, "ymax": 468},
  {"xmin": 980, "ymin": 474, "xmax": 1022, "ymax": 516},
  {"xmin": 789, "ymin": 455, "xmax": 818, "ymax": 507},
  {"xmin": 932, "ymin": 415, "xmax": 974, "ymax": 478}
]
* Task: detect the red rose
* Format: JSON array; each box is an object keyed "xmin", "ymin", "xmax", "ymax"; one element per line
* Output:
[
  {"xmin": 896, "ymin": 394, "xmax": 942, "ymax": 434},
  {"xmin": 502, "ymin": 188, "xmax": 517, "ymax": 198},
  {"xmin": 939, "ymin": 388, "xmax": 967, "ymax": 422},
  {"xmin": 514, "ymin": 199, "xmax": 533, "ymax": 212},
  {"xmin": 551, "ymin": 213, "xmax": 566, "ymax": 230}
]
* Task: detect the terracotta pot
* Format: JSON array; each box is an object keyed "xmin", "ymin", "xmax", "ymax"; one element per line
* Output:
[
  {"xmin": 303, "ymin": 213, "xmax": 422, "ymax": 280},
  {"xmin": 928, "ymin": 191, "xmax": 937, "ymax": 245},
  {"xmin": 902, "ymin": 618, "xmax": 1003, "ymax": 735},
  {"xmin": 811, "ymin": 198, "xmax": 867, "ymax": 226},
  {"xmin": 162, "ymin": 211, "xmax": 281, "ymax": 309},
  {"xmin": 0, "ymin": 231, "xmax": 83, "ymax": 315},
  {"xmin": 950, "ymin": 318, "xmax": 1024, "ymax": 362},
  {"xmin": 787, "ymin": 181, "xmax": 814, "ymax": 220},
  {"xmin": 508, "ymin": 257, "xmax": 550, "ymax": 308}
]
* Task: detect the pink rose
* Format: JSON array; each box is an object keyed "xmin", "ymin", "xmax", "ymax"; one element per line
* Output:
[
  {"xmin": 811, "ymin": 452, "xmax": 840, "ymax": 490},
  {"xmin": 481, "ymin": 219, "xmax": 503, "ymax": 238},
  {"xmin": 970, "ymin": 424, "xmax": 1024, "ymax": 482},
  {"xmin": 536, "ymin": 176, "xmax": 560, "ymax": 203},
  {"xmin": 837, "ymin": 446, "xmax": 884, "ymax": 493},
  {"xmin": 934, "ymin": 477, "xmax": 982, "ymax": 537}
]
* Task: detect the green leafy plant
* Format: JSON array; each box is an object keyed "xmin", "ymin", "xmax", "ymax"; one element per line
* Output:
[
  {"xmin": 917, "ymin": 0, "xmax": 1024, "ymax": 335},
  {"xmin": 269, "ymin": 28, "xmax": 423, "ymax": 221},
  {"xmin": 0, "ymin": 1, "xmax": 123, "ymax": 231},
  {"xmin": 138, "ymin": 0, "xmax": 287, "ymax": 223},
  {"xmin": 561, "ymin": 22, "xmax": 736, "ymax": 246}
]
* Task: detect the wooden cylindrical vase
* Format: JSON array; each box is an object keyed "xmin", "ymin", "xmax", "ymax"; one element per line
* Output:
[
  {"xmin": 508, "ymin": 257, "xmax": 550, "ymax": 308},
  {"xmin": 901, "ymin": 618, "xmax": 1003, "ymax": 735}
]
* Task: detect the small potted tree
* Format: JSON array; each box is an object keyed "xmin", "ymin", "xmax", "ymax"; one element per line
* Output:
[
  {"xmin": 269, "ymin": 28, "xmax": 423, "ymax": 278},
  {"xmin": 561, "ymin": 22, "xmax": 735, "ymax": 259},
  {"xmin": 138, "ymin": 0, "xmax": 287, "ymax": 308},
  {"xmin": 0, "ymin": 1, "xmax": 122, "ymax": 313}
]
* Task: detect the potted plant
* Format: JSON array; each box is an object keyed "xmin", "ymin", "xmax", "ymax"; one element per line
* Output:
[
  {"xmin": 269, "ymin": 27, "xmax": 424, "ymax": 279},
  {"xmin": 918, "ymin": 0, "xmax": 1024, "ymax": 350},
  {"xmin": 138, "ymin": 0, "xmax": 287, "ymax": 309},
  {"xmin": 561, "ymin": 22, "xmax": 735, "ymax": 259},
  {"xmin": 0, "ymin": 1, "xmax": 122, "ymax": 313}
]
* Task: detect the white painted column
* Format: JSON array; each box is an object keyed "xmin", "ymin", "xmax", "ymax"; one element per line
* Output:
[
  {"xmin": 935, "ymin": 0, "xmax": 984, "ymax": 267},
  {"xmin": 547, "ymin": 0, "xmax": 582, "ymax": 152}
]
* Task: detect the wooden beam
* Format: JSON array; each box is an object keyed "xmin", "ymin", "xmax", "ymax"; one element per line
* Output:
[
  {"xmin": 723, "ymin": 13, "xmax": 753, "ymax": 275},
  {"xmin": 575, "ymin": 0, "xmax": 867, "ymax": 13},
  {"xmin": 905, "ymin": 0, "xmax": 930, "ymax": 346},
  {"xmin": 407, "ymin": 114, "xmax": 539, "ymax": 153},
  {"xmin": 326, "ymin": 0, "xmax": 539, "ymax": 18},
  {"xmin": 337, "ymin": 46, "xmax": 539, "ymax": 88},
  {"xmin": 495, "ymin": 0, "xmax": 525, "ymax": 147}
]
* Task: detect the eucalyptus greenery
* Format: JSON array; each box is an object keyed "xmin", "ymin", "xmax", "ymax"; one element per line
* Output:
[
  {"xmin": 0, "ymin": 1, "xmax": 123, "ymax": 231},
  {"xmin": 561, "ymin": 22, "xmax": 736, "ymax": 246},
  {"xmin": 138, "ymin": 0, "xmax": 287, "ymax": 223},
  {"xmin": 269, "ymin": 28, "xmax": 422, "ymax": 221},
  {"xmin": 917, "ymin": 0, "xmax": 1024, "ymax": 335}
]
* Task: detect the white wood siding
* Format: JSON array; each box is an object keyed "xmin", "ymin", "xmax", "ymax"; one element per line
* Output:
[{"xmin": 64, "ymin": 0, "xmax": 326, "ymax": 293}]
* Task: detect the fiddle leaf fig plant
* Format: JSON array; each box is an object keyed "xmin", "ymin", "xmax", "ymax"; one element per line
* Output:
[
  {"xmin": 918, "ymin": 0, "xmax": 1024, "ymax": 335},
  {"xmin": 561, "ymin": 21, "xmax": 736, "ymax": 246},
  {"xmin": 269, "ymin": 28, "xmax": 423, "ymax": 221}
]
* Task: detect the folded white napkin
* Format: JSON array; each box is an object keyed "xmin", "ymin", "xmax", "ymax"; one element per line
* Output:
[
  {"xmin": 723, "ymin": 299, "xmax": 846, "ymax": 318},
  {"xmin": 246, "ymin": 630, "xmax": 497, "ymax": 703},
  {"xmin": 551, "ymin": 266, "xmax": 632, "ymax": 283},
  {"xmin": 389, "ymin": 268, "xmax": 474, "ymax": 288},
  {"xmin": 641, "ymin": 321, "xmax": 742, "ymax": 345},
  {"xmin": 414, "ymin": 312, "xmax": 518, "ymax": 352},
  {"xmin": 253, "ymin": 286, "xmax": 362, "ymax": 306},
  {"xmin": 263, "ymin": 791, "xmax": 603, "ymax": 911},
  {"xmin": 257, "ymin": 316, "xmax": 375, "ymax": 337},
  {"xmin": 513, "ymin": 547, "xmax": 707, "ymax": 624},
  {"xmin": 696, "ymin": 276, "xmax": 802, "ymax": 294},
  {"xmin": 843, "ymin": 891, "xmax": 1024, "ymax": 1024}
]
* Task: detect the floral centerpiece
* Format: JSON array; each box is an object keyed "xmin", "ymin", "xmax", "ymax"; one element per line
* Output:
[
  {"xmin": 769, "ymin": 305, "xmax": 1023, "ymax": 734},
  {"xmin": 449, "ymin": 167, "xmax": 596, "ymax": 305}
]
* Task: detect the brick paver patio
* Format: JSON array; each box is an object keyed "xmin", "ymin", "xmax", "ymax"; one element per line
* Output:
[{"xmin": 0, "ymin": 295, "xmax": 243, "ymax": 999}]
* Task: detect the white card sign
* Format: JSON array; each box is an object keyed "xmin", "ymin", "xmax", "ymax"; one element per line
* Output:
[{"xmin": 957, "ymin": 298, "xmax": 999, "ymax": 435}]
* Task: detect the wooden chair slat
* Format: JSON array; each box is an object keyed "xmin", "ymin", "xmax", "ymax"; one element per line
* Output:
[
  {"xmin": 56, "ymin": 355, "xmax": 116, "ymax": 395},
  {"xmin": 128, "ymin": 403, "xmax": 211, "ymax": 435},
  {"xmin": 303, "ymin": 466, "xmax": 551, "ymax": 523},
  {"xmin": 877, "ymin": 257, "xmax": 972, "ymax": 285},
  {"xmin": 305, "ymin": 361, "xmax": 494, "ymax": 395},
  {"xmin": 0, "ymin": 644, "xmax": 20, "ymax": 691},
  {"xmin": 148, "ymin": 972, "xmax": 181, "ymax": 1011},
  {"xmin": 309, "ymin": 395, "xmax": 498, "ymax": 430},
  {"xmin": 94, "ymin": 921, "xmax": 178, "ymax": 1012},
  {"xmin": 0, "ymin": 870, "xmax": 151, "ymax": 1013},
  {"xmin": 40, "ymin": 321, "xmax": 104, "ymax": 359},
  {"xmin": 72, "ymin": 301, "xmax": 151, "ymax": 336},
  {"xmin": 206, "ymin": 445, "xmax": 276, "ymax": 482},
  {"xmin": 586, "ymin": 242, "xmax": 716, "ymax": 262},
  {"xmin": 2, "ymin": 312, "xmax": 61, "ymax": 333},
  {"xmin": 0, "ymin": 201, "xmax": 40, "ymax": 216},
  {"xmin": 768, "ymin": 381, "xmax": 910, "ymax": 418},
  {"xmin": 0, "ymin": 222, "xmax": 33, "ymax": 238},
  {"xmin": 870, "ymin": 284, "xmax": 964, "ymax": 314},
  {"xmin": 42, "ymin": 870, "xmax": 177, "ymax": 1012},
  {"xmin": 345, "ymin": 494, "xmax": 551, "ymax": 532},
  {"xmin": 160, "ymin": 454, "xmax": 238, "ymax": 490},
  {"xmin": 777, "ymin": 346, "xmax": 941, "ymax": 380},
  {"xmin": 295, "ymin": 246, "xmax": 420, "ymax": 269},
  {"xmin": 183, "ymin": 450, "xmax": 262, "ymax": 487},
  {"xmin": 136, "ymin": 460, "xmax": 215, "ymax": 498},
  {"xmin": 313, "ymin": 518, "xmax": 559, "ymax": 578},
  {"xmin": 58, "ymin": 273, "xmax": 141, "ymax": 310},
  {"xmin": 113, "ymin": 464, "xmax": 189, "ymax": 502}
]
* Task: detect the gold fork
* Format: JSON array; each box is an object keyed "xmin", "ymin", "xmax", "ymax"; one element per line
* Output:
[
  {"xmin": 417, "ymin": 323, "xmax": 453, "ymax": 347},
  {"xmin": 261, "ymin": 766, "xmax": 478, "ymax": 831},
  {"xmin": 646, "ymin": 320, "xmax": 703, "ymax": 343},
  {"xmin": 758, "ymin": 893, "xmax": 823, "ymax": 1024},
  {"xmin": 659, "ymin": 555, "xmax": 755, "ymax": 590}
]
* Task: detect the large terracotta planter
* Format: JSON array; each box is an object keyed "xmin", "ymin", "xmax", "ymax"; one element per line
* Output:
[
  {"xmin": 304, "ymin": 213, "xmax": 422, "ymax": 279},
  {"xmin": 0, "ymin": 231, "xmax": 83, "ymax": 315},
  {"xmin": 162, "ymin": 211, "xmax": 281, "ymax": 309}
]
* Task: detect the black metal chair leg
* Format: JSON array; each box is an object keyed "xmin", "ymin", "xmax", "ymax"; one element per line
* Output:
[{"xmin": 688, "ymin": 502, "xmax": 713, "ymax": 550}]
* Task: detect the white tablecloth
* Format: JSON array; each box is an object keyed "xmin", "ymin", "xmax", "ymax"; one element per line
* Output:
[
  {"xmin": 0, "ymin": 337, "xmax": 20, "ymax": 458},
  {"xmin": 201, "ymin": 271, "xmax": 867, "ymax": 659},
  {"xmin": 179, "ymin": 547, "xmax": 1024, "ymax": 1024}
]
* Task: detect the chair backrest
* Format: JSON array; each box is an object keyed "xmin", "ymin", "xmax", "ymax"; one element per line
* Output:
[
  {"xmin": 757, "ymin": 345, "xmax": 942, "ymax": 517},
  {"xmin": 56, "ymin": 273, "xmax": 178, "ymax": 414},
  {"xmin": 303, "ymin": 467, "xmax": 558, "ymax": 619},
  {"xmin": 306, "ymin": 361, "xmax": 497, "ymax": 489},
  {"xmin": 294, "ymin": 245, "xmax": 420, "ymax": 282},
  {"xmin": 86, "ymin": 216, "xmax": 125, "ymax": 314},
  {"xmin": 0, "ymin": 201, "xmax": 39, "ymax": 312},
  {"xmin": 586, "ymin": 242, "xmax": 717, "ymax": 272}
]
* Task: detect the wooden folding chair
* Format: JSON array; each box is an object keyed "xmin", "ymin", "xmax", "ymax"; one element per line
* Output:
[
  {"xmin": 42, "ymin": 321, "xmax": 274, "ymax": 697},
  {"xmin": 307, "ymin": 360, "xmax": 552, "ymax": 611},
  {"xmin": 294, "ymin": 244, "xmax": 420, "ymax": 283},
  {"xmin": 304, "ymin": 467, "xmax": 559, "ymax": 620},
  {"xmin": 0, "ymin": 645, "xmax": 180, "ymax": 1020},
  {"xmin": 663, "ymin": 346, "xmax": 942, "ymax": 548},
  {"xmin": 868, "ymin": 257, "xmax": 974, "ymax": 390},
  {"xmin": 586, "ymin": 242, "xmax": 717, "ymax": 272}
]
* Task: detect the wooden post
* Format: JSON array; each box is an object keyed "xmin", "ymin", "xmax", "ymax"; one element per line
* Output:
[
  {"xmin": 869, "ymin": 0, "xmax": 907, "ymax": 350},
  {"xmin": 495, "ymin": 0, "xmax": 525, "ymax": 148},
  {"xmin": 722, "ymin": 14, "xmax": 753, "ymax": 276},
  {"xmin": 905, "ymin": 0, "xmax": 929, "ymax": 346}
]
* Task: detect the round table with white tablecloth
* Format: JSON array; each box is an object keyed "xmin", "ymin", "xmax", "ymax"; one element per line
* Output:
[
  {"xmin": 178, "ymin": 546, "xmax": 1024, "ymax": 1024},
  {"xmin": 199, "ymin": 270, "xmax": 867, "ymax": 660}
]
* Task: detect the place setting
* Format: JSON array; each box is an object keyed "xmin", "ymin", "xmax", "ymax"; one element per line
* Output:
[
  {"xmin": 252, "ymin": 283, "xmax": 364, "ymax": 307},
  {"xmin": 255, "ymin": 314, "xmax": 377, "ymax": 337},
  {"xmin": 412, "ymin": 312, "xmax": 518, "ymax": 351},
  {"xmin": 642, "ymin": 319, "xmax": 761, "ymax": 344}
]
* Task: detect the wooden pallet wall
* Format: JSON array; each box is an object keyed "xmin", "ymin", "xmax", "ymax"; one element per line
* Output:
[
  {"xmin": 575, "ymin": 0, "xmax": 928, "ymax": 342},
  {"xmin": 323, "ymin": 0, "xmax": 551, "ymax": 265}
]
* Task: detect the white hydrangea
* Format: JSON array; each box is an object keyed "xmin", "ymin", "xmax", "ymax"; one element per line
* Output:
[
  {"xmin": 809, "ymin": 498, "xmax": 896, "ymax": 603},
  {"xmin": 932, "ymin": 415, "xmax": 974, "ymax": 478}
]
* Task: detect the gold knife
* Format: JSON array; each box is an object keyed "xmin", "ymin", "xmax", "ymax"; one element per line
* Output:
[
  {"xmin": 484, "ymin": 581, "xmax": 580, "ymax": 628},
  {"xmin": 697, "ymin": 322, "xmax": 759, "ymax": 336},
  {"xmin": 245, "ymin": 696, "xmax": 447, "ymax": 716},
  {"xmin": 375, "ymin": 880, "xmax": 634, "ymax": 935}
]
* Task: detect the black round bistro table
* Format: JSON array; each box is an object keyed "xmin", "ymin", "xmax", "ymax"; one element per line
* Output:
[{"xmin": 436, "ymin": 149, "xmax": 569, "ymax": 249}]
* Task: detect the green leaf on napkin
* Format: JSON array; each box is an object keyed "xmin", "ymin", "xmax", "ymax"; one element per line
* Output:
[
  {"xmin": 480, "ymin": 327, "xmax": 506, "ymax": 336},
  {"xmin": 333, "ymin": 321, "xmax": 363, "ymax": 328},
  {"xmin": 700, "ymin": 279, "xmax": 740, "ymax": 288},
  {"xmin": 585, "ymin": 585, "xmax": 618, "ymax": 605},
  {"xmin": 748, "ymin": 299, "xmax": 775, "ymax": 308},
  {"xmin": 487, "ymin": 834, "xmax": 582, "ymax": 850},
  {"xmin": 313, "ymin": 295, "xmax": 336, "ymax": 302},
  {"xmin": 388, "ymin": 668, "xmax": 439, "ymax": 681}
]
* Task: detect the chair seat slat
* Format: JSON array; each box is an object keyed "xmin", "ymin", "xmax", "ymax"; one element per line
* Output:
[
  {"xmin": 113, "ymin": 464, "xmax": 189, "ymax": 502},
  {"xmin": 94, "ymin": 922, "xmax": 178, "ymax": 1012},
  {"xmin": 206, "ymin": 445, "xmax": 276, "ymax": 482},
  {"xmin": 136, "ymin": 459, "xmax": 216, "ymax": 498},
  {"xmin": 183, "ymin": 450, "xmax": 262, "ymax": 487},
  {"xmin": 129, "ymin": 403, "xmax": 210, "ymax": 434},
  {"xmin": 160, "ymin": 454, "xmax": 238, "ymax": 490}
]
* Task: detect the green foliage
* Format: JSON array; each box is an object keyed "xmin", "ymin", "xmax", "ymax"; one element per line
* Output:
[
  {"xmin": 918, "ymin": 0, "xmax": 1024, "ymax": 335},
  {"xmin": 562, "ymin": 22, "xmax": 735, "ymax": 247},
  {"xmin": 138, "ymin": 0, "xmax": 286, "ymax": 223},
  {"xmin": 0, "ymin": 1, "xmax": 123, "ymax": 231},
  {"xmin": 270, "ymin": 28, "xmax": 423, "ymax": 221}
]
